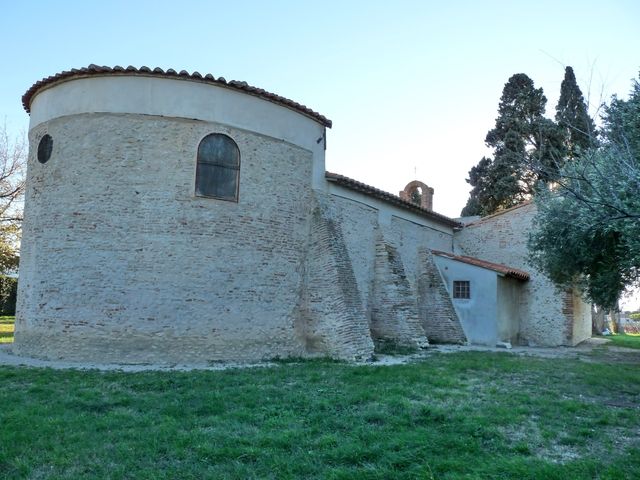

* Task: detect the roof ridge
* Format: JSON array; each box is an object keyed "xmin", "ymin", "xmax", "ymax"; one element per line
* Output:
[
  {"xmin": 325, "ymin": 171, "xmax": 461, "ymax": 228},
  {"xmin": 22, "ymin": 65, "xmax": 332, "ymax": 127},
  {"xmin": 464, "ymin": 200, "xmax": 533, "ymax": 226}
]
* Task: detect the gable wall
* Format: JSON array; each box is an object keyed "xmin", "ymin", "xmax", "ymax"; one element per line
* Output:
[{"xmin": 454, "ymin": 203, "xmax": 590, "ymax": 346}]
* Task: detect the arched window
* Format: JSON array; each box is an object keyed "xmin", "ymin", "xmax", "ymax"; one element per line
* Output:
[{"xmin": 195, "ymin": 134, "xmax": 240, "ymax": 201}]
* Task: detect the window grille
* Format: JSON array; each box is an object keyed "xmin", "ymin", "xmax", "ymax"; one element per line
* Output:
[{"xmin": 453, "ymin": 280, "xmax": 470, "ymax": 299}]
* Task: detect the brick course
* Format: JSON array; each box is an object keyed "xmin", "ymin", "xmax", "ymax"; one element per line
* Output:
[
  {"xmin": 370, "ymin": 235, "xmax": 428, "ymax": 349},
  {"xmin": 417, "ymin": 249, "xmax": 467, "ymax": 344},
  {"xmin": 15, "ymin": 113, "xmax": 316, "ymax": 362},
  {"xmin": 455, "ymin": 203, "xmax": 591, "ymax": 346}
]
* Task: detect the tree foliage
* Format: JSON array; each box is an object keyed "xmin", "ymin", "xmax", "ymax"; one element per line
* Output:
[
  {"xmin": 462, "ymin": 73, "xmax": 568, "ymax": 216},
  {"xmin": 0, "ymin": 124, "xmax": 25, "ymax": 274},
  {"xmin": 0, "ymin": 275, "xmax": 17, "ymax": 315},
  {"xmin": 555, "ymin": 66, "xmax": 597, "ymax": 159},
  {"xmin": 529, "ymin": 75, "xmax": 640, "ymax": 309},
  {"xmin": 410, "ymin": 187, "xmax": 422, "ymax": 206}
]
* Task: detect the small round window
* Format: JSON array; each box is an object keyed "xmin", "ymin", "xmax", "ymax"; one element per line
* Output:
[{"xmin": 37, "ymin": 134, "xmax": 53, "ymax": 164}]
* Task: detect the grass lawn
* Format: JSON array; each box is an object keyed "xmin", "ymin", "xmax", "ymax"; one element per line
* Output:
[
  {"xmin": 605, "ymin": 333, "xmax": 640, "ymax": 350},
  {"xmin": 0, "ymin": 315, "xmax": 14, "ymax": 344},
  {"xmin": 0, "ymin": 352, "xmax": 639, "ymax": 479}
]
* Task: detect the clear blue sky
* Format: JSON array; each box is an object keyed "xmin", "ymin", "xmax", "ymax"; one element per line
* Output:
[{"xmin": 1, "ymin": 0, "xmax": 639, "ymax": 218}]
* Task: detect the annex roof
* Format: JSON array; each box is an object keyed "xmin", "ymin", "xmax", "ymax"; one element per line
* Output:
[
  {"xmin": 325, "ymin": 172, "xmax": 462, "ymax": 228},
  {"xmin": 431, "ymin": 250, "xmax": 530, "ymax": 281},
  {"xmin": 22, "ymin": 65, "xmax": 332, "ymax": 128}
]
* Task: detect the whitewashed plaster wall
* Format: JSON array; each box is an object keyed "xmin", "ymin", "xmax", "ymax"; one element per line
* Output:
[
  {"xmin": 433, "ymin": 255, "xmax": 498, "ymax": 345},
  {"xmin": 497, "ymin": 277, "xmax": 522, "ymax": 345}
]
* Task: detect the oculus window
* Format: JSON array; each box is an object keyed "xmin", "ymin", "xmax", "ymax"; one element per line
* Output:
[
  {"xmin": 37, "ymin": 134, "xmax": 53, "ymax": 164},
  {"xmin": 195, "ymin": 134, "xmax": 240, "ymax": 201},
  {"xmin": 453, "ymin": 281, "xmax": 470, "ymax": 299}
]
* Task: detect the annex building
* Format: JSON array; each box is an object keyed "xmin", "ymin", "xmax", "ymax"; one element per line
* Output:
[{"xmin": 12, "ymin": 66, "xmax": 591, "ymax": 364}]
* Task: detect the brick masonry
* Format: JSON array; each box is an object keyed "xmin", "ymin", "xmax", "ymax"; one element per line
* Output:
[
  {"xmin": 15, "ymin": 113, "xmax": 317, "ymax": 363},
  {"xmin": 328, "ymin": 192, "xmax": 461, "ymax": 350},
  {"xmin": 296, "ymin": 195, "xmax": 374, "ymax": 360},
  {"xmin": 370, "ymin": 233, "xmax": 429, "ymax": 349},
  {"xmin": 417, "ymin": 249, "xmax": 467, "ymax": 344},
  {"xmin": 455, "ymin": 203, "xmax": 591, "ymax": 346},
  {"xmin": 398, "ymin": 180, "xmax": 434, "ymax": 211}
]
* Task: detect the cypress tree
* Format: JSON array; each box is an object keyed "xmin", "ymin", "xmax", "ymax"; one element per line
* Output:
[
  {"xmin": 462, "ymin": 74, "xmax": 558, "ymax": 216},
  {"xmin": 555, "ymin": 66, "xmax": 597, "ymax": 159},
  {"xmin": 485, "ymin": 73, "xmax": 547, "ymax": 150}
]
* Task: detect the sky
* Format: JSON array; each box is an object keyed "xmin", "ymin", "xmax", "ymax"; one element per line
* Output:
[{"xmin": 2, "ymin": 0, "xmax": 639, "ymax": 217}]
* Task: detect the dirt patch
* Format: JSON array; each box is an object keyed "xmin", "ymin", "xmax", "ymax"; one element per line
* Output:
[
  {"xmin": 0, "ymin": 344, "xmax": 274, "ymax": 372},
  {"xmin": 425, "ymin": 337, "xmax": 640, "ymax": 364},
  {"xmin": 1, "ymin": 337, "xmax": 637, "ymax": 371}
]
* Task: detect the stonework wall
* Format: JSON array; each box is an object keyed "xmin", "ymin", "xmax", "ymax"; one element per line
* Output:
[
  {"xmin": 566, "ymin": 288, "xmax": 592, "ymax": 346},
  {"xmin": 328, "ymin": 195, "xmax": 378, "ymax": 320},
  {"xmin": 327, "ymin": 195, "xmax": 441, "ymax": 351},
  {"xmin": 16, "ymin": 110, "xmax": 463, "ymax": 363},
  {"xmin": 297, "ymin": 195, "xmax": 374, "ymax": 360},
  {"xmin": 370, "ymin": 237, "xmax": 428, "ymax": 349},
  {"xmin": 15, "ymin": 113, "xmax": 318, "ymax": 363},
  {"xmin": 454, "ymin": 202, "xmax": 591, "ymax": 346},
  {"xmin": 418, "ymin": 250, "xmax": 467, "ymax": 344},
  {"xmin": 387, "ymin": 216, "xmax": 453, "ymax": 289}
]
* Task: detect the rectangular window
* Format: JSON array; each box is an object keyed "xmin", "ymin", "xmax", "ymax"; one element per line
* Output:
[{"xmin": 453, "ymin": 281, "xmax": 470, "ymax": 299}]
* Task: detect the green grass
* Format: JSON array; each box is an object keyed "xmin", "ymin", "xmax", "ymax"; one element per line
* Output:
[
  {"xmin": 606, "ymin": 333, "xmax": 640, "ymax": 350},
  {"xmin": 0, "ymin": 315, "xmax": 14, "ymax": 343},
  {"xmin": 1, "ymin": 352, "xmax": 639, "ymax": 479}
]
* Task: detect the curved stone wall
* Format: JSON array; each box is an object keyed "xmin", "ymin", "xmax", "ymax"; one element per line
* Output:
[{"xmin": 14, "ymin": 74, "xmax": 326, "ymax": 363}]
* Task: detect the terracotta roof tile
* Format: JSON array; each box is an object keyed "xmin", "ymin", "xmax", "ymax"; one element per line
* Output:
[
  {"xmin": 431, "ymin": 250, "xmax": 530, "ymax": 281},
  {"xmin": 22, "ymin": 65, "xmax": 332, "ymax": 128},
  {"xmin": 325, "ymin": 172, "xmax": 461, "ymax": 228}
]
